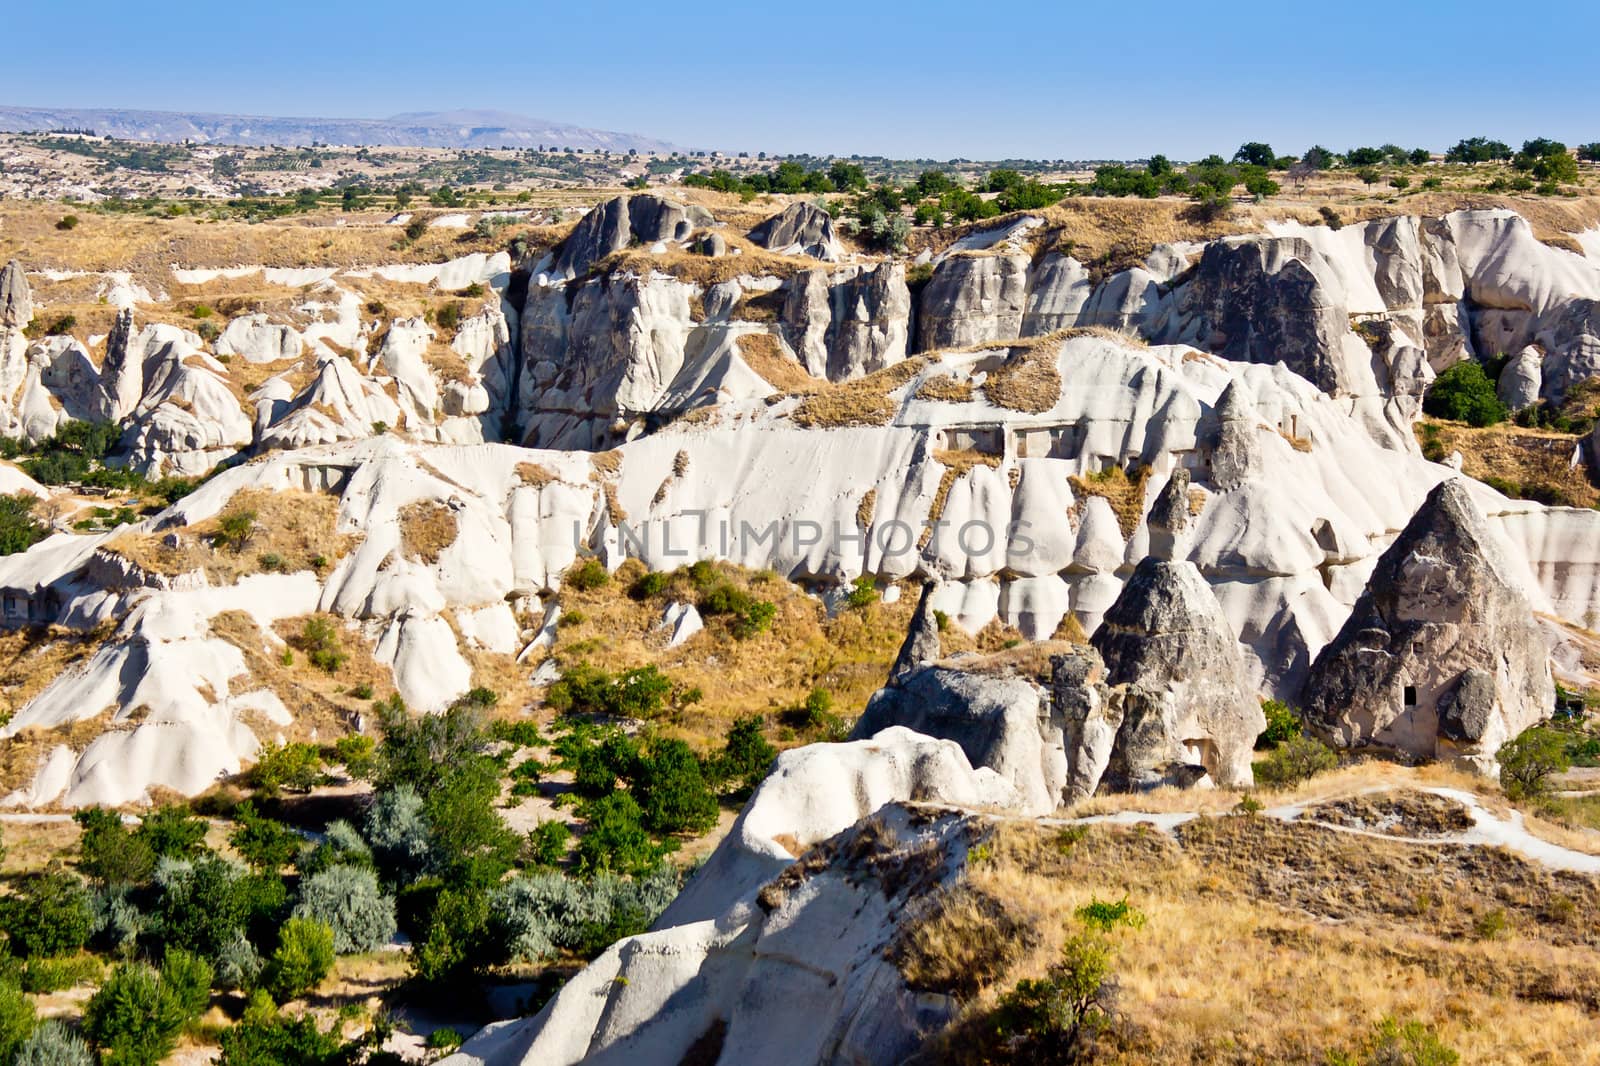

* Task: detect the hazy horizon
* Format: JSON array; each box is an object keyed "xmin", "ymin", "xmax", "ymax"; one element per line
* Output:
[{"xmin": 5, "ymin": 0, "xmax": 1598, "ymax": 159}]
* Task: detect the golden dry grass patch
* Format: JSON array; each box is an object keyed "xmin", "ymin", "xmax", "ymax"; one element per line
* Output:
[
  {"xmin": 735, "ymin": 332, "xmax": 818, "ymax": 392},
  {"xmin": 397, "ymin": 500, "xmax": 458, "ymax": 564},
  {"xmin": 1417, "ymin": 417, "xmax": 1600, "ymax": 509},
  {"xmin": 1069, "ymin": 465, "xmax": 1152, "ymax": 538},
  {"xmin": 105, "ymin": 487, "xmax": 357, "ymax": 583},
  {"xmin": 787, "ymin": 357, "xmax": 926, "ymax": 428}
]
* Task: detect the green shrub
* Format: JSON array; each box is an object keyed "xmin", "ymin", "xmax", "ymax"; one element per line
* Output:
[
  {"xmin": 20, "ymin": 954, "xmax": 102, "ymax": 994},
  {"xmin": 135, "ymin": 805, "xmax": 207, "ymax": 859},
  {"xmin": 214, "ymin": 507, "xmax": 257, "ymax": 552},
  {"xmin": 0, "ymin": 979, "xmax": 36, "ymax": 1063},
  {"xmin": 629, "ymin": 571, "xmax": 670, "ymax": 599},
  {"xmin": 699, "ymin": 583, "xmax": 776, "ymax": 639},
  {"xmin": 410, "ymin": 886, "xmax": 487, "ymax": 984},
  {"xmin": 55, "ymin": 215, "xmax": 79, "ymax": 231},
  {"xmin": 82, "ymin": 964, "xmax": 190, "ymax": 1066},
  {"xmin": 426, "ymin": 1027, "xmax": 464, "ymax": 1050},
  {"xmin": 151, "ymin": 854, "xmax": 286, "ymax": 961},
  {"xmin": 632, "ymin": 739, "xmax": 719, "ymax": 836},
  {"xmin": 566, "ymin": 557, "xmax": 610, "ymax": 591},
  {"xmin": 261, "ymin": 918, "xmax": 334, "ymax": 1001},
  {"xmin": 1256, "ymin": 699, "xmax": 1302, "ymax": 749},
  {"xmin": 296, "ymin": 616, "xmax": 346, "ymax": 674},
  {"xmin": 527, "ymin": 821, "xmax": 571, "ymax": 867},
  {"xmin": 548, "ymin": 662, "xmax": 674, "ymax": 720},
  {"xmin": 844, "ymin": 576, "xmax": 877, "ymax": 609},
  {"xmin": 1500, "ymin": 725, "xmax": 1571, "ymax": 800},
  {"xmin": 13, "ymin": 1019, "xmax": 93, "ymax": 1066},
  {"xmin": 229, "ymin": 802, "xmax": 302, "ymax": 871},
  {"xmin": 1326, "ymin": 1016, "xmax": 1459, "ymax": 1066},
  {"xmin": 489, "ymin": 719, "xmax": 545, "ymax": 748},
  {"xmin": 1424, "ymin": 361, "xmax": 1507, "ymax": 427},
  {"xmin": 1253, "ymin": 733, "xmax": 1338, "ymax": 789},
  {"xmin": 574, "ymin": 793, "xmax": 664, "ymax": 876},
  {"xmin": 294, "ymin": 819, "xmax": 372, "ymax": 879},
  {"xmin": 1074, "ymin": 897, "xmax": 1146, "ymax": 933},
  {"xmin": 158, "ymin": 948, "xmax": 213, "ymax": 1020},
  {"xmin": 249, "ymin": 742, "xmax": 322, "ymax": 797},
  {"xmin": 292, "ymin": 866, "xmax": 397, "ymax": 954},
  {"xmin": 333, "ymin": 734, "xmax": 376, "ymax": 780},
  {"xmin": 0, "ymin": 874, "xmax": 93, "ymax": 958},
  {"xmin": 216, "ymin": 1009, "xmax": 342, "ymax": 1066},
  {"xmin": 74, "ymin": 808, "xmax": 156, "ymax": 886}
]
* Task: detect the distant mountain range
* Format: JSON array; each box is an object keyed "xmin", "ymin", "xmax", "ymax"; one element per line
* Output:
[{"xmin": 0, "ymin": 105, "xmax": 680, "ymax": 152}]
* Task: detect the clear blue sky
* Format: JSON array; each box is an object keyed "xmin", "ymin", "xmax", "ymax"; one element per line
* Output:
[{"xmin": 6, "ymin": 0, "xmax": 1598, "ymax": 159}]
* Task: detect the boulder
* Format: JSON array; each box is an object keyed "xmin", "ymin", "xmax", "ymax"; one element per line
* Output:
[
  {"xmin": 1090, "ymin": 557, "xmax": 1264, "ymax": 788},
  {"xmin": 552, "ymin": 195, "xmax": 711, "ymax": 279},
  {"xmin": 1300, "ymin": 478, "xmax": 1554, "ymax": 771},
  {"xmin": 747, "ymin": 202, "xmax": 839, "ymax": 261},
  {"xmin": 1497, "ymin": 345, "xmax": 1543, "ymax": 410}
]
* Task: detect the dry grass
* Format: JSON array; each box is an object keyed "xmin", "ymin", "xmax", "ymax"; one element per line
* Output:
[
  {"xmin": 539, "ymin": 560, "xmax": 917, "ymax": 753},
  {"xmin": 397, "ymin": 500, "xmax": 457, "ymax": 564},
  {"xmin": 735, "ymin": 332, "xmax": 817, "ymax": 392},
  {"xmin": 210, "ymin": 610, "xmax": 385, "ymax": 746},
  {"xmin": 911, "ymin": 803, "xmax": 1600, "ymax": 1065},
  {"xmin": 0, "ymin": 625, "xmax": 111, "ymax": 725},
  {"xmin": 104, "ymin": 488, "xmax": 357, "ymax": 583},
  {"xmin": 516, "ymin": 462, "xmax": 558, "ymax": 488},
  {"xmin": 980, "ymin": 343, "xmax": 1062, "ymax": 413},
  {"xmin": 1416, "ymin": 418, "xmax": 1600, "ymax": 508},
  {"xmin": 915, "ymin": 374, "xmax": 976, "ymax": 404},
  {"xmin": 856, "ymin": 488, "xmax": 877, "ymax": 531},
  {"xmin": 0, "ymin": 712, "xmax": 117, "ymax": 794},
  {"xmin": 925, "ymin": 448, "xmax": 1003, "ymax": 530},
  {"xmin": 1069, "ymin": 465, "xmax": 1152, "ymax": 537},
  {"xmin": 787, "ymin": 357, "xmax": 926, "ymax": 428}
]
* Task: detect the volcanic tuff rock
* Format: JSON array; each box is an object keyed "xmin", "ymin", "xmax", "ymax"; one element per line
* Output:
[
  {"xmin": 550, "ymin": 194, "xmax": 712, "ymax": 279},
  {"xmin": 1300, "ymin": 478, "xmax": 1554, "ymax": 770},
  {"xmin": 446, "ymin": 728, "xmax": 1017, "ymax": 1066},
  {"xmin": 1089, "ymin": 557, "xmax": 1264, "ymax": 789},
  {"xmin": 0, "ymin": 260, "xmax": 31, "ymax": 330},
  {"xmin": 747, "ymin": 201, "xmax": 840, "ymax": 261}
]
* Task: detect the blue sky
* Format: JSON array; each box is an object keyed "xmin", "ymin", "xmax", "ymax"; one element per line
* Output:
[{"xmin": 6, "ymin": 0, "xmax": 1598, "ymax": 159}]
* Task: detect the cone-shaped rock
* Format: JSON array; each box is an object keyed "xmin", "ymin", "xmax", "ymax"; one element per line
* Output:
[
  {"xmin": 1090, "ymin": 556, "xmax": 1264, "ymax": 787},
  {"xmin": 1300, "ymin": 478, "xmax": 1553, "ymax": 770}
]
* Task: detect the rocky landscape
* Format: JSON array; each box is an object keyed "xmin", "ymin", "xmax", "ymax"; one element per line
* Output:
[{"xmin": 4, "ymin": 156, "xmax": 1600, "ymax": 1062}]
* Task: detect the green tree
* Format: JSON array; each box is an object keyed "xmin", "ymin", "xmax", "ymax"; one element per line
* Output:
[
  {"xmin": 574, "ymin": 793, "xmax": 663, "ymax": 876},
  {"xmin": 135, "ymin": 805, "xmax": 207, "ymax": 859},
  {"xmin": 214, "ymin": 507, "xmax": 257, "ymax": 552},
  {"xmin": 261, "ymin": 918, "xmax": 334, "ymax": 1001},
  {"xmin": 74, "ymin": 808, "xmax": 156, "ymax": 886},
  {"xmin": 1499, "ymin": 725, "xmax": 1570, "ymax": 800},
  {"xmin": 1423, "ymin": 360, "xmax": 1507, "ymax": 427},
  {"xmin": 82, "ymin": 964, "xmax": 189, "ymax": 1066},
  {"xmin": 713, "ymin": 715, "xmax": 777, "ymax": 794},
  {"xmin": 1256, "ymin": 700, "xmax": 1302, "ymax": 749},
  {"xmin": 1232, "ymin": 142, "xmax": 1275, "ymax": 168},
  {"xmin": 229, "ymin": 802, "xmax": 301, "ymax": 871},
  {"xmin": 0, "ymin": 494, "xmax": 48, "ymax": 556},
  {"xmin": 249, "ymin": 742, "xmax": 322, "ymax": 798},
  {"xmin": 1355, "ymin": 166, "xmax": 1382, "ymax": 187},
  {"xmin": 632, "ymin": 740, "xmax": 719, "ymax": 836},
  {"xmin": 0, "ymin": 874, "xmax": 93, "ymax": 957},
  {"xmin": 158, "ymin": 949, "xmax": 213, "ymax": 1020},
  {"xmin": 1254, "ymin": 733, "xmax": 1338, "ymax": 788}
]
